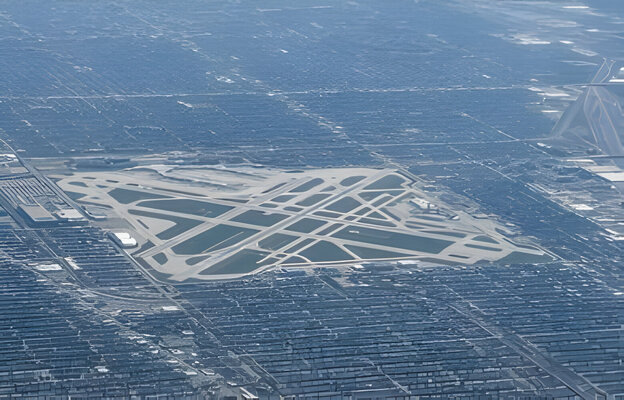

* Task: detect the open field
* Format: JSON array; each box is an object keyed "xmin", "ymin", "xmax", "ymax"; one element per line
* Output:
[{"xmin": 53, "ymin": 165, "xmax": 550, "ymax": 281}]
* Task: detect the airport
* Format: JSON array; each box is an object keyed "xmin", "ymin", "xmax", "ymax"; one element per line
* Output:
[{"xmin": 53, "ymin": 165, "xmax": 550, "ymax": 281}]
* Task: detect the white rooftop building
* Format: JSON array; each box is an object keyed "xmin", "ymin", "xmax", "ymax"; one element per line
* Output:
[{"xmin": 108, "ymin": 231, "xmax": 138, "ymax": 248}]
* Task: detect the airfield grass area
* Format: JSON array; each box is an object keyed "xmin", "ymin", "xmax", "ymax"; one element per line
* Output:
[{"xmin": 53, "ymin": 165, "xmax": 551, "ymax": 282}]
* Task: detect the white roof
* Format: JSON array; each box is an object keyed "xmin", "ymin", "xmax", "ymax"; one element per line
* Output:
[
  {"xmin": 120, "ymin": 237, "xmax": 137, "ymax": 246},
  {"xmin": 113, "ymin": 232, "xmax": 132, "ymax": 239}
]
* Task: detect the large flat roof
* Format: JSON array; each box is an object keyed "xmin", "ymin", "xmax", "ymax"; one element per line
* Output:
[{"xmin": 18, "ymin": 204, "xmax": 56, "ymax": 222}]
